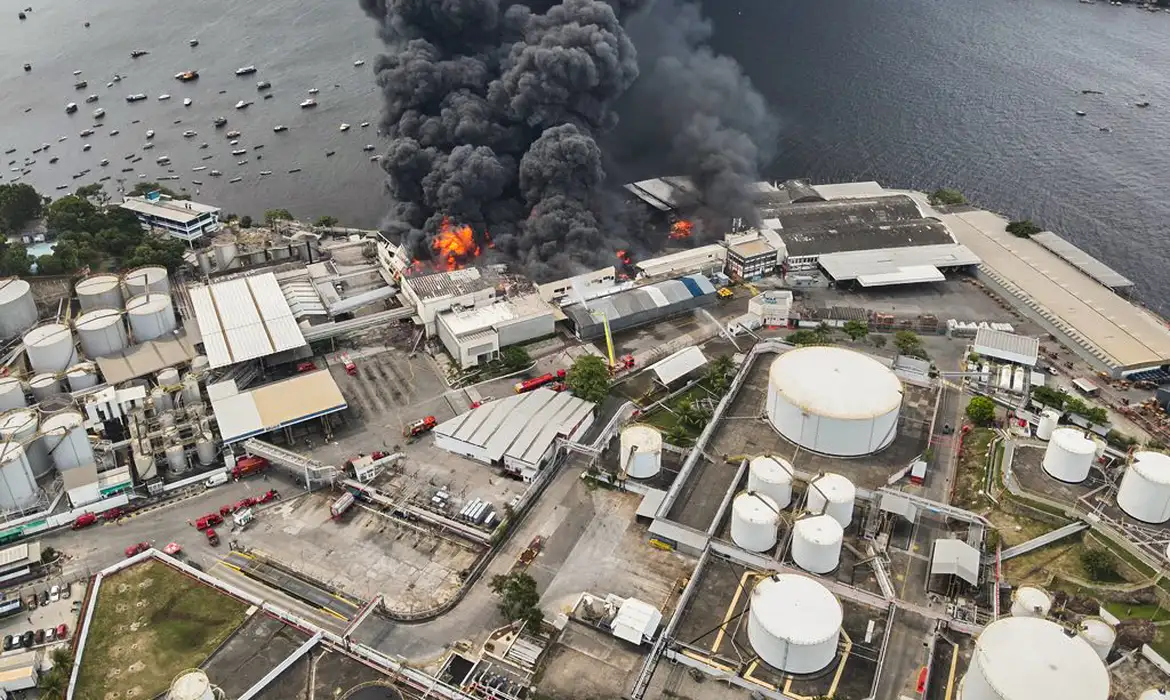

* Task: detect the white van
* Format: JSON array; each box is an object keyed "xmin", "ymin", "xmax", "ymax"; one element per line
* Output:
[{"xmin": 205, "ymin": 471, "xmax": 229, "ymax": 488}]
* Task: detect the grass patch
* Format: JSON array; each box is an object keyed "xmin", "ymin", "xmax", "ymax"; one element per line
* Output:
[
  {"xmin": 75, "ymin": 559, "xmax": 248, "ymax": 700},
  {"xmin": 953, "ymin": 427, "xmax": 994, "ymax": 510},
  {"xmin": 1104, "ymin": 602, "xmax": 1170, "ymax": 623}
]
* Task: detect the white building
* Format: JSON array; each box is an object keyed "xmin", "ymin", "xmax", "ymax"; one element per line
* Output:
[
  {"xmin": 537, "ymin": 267, "xmax": 617, "ymax": 304},
  {"xmin": 436, "ymin": 296, "xmax": 556, "ymax": 369},
  {"xmin": 635, "ymin": 245, "xmax": 727, "ymax": 279},
  {"xmin": 748, "ymin": 291, "xmax": 794, "ymax": 326},
  {"xmin": 120, "ymin": 194, "xmax": 221, "ymax": 243},
  {"xmin": 400, "ymin": 267, "xmax": 504, "ymax": 335}
]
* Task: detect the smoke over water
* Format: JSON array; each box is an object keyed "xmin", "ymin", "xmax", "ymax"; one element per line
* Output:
[{"xmin": 360, "ymin": 0, "xmax": 776, "ymax": 280}]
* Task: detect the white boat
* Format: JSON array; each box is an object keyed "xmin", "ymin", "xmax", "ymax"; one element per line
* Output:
[
  {"xmin": 235, "ymin": 100, "xmax": 251, "ymax": 109},
  {"xmin": 360, "ymin": 122, "xmax": 370, "ymax": 128},
  {"xmin": 65, "ymin": 102, "xmax": 78, "ymax": 114},
  {"xmin": 210, "ymin": 170, "xmax": 222, "ymax": 177},
  {"xmin": 189, "ymin": 38, "xmax": 199, "ymax": 47},
  {"xmin": 109, "ymin": 129, "xmax": 120, "ymax": 136},
  {"xmin": 362, "ymin": 144, "xmax": 375, "ymax": 151},
  {"xmin": 229, "ymin": 176, "xmax": 242, "ymax": 183},
  {"xmin": 93, "ymin": 108, "xmax": 105, "ymax": 118},
  {"xmin": 354, "ymin": 60, "xmax": 365, "ymax": 67},
  {"xmin": 146, "ymin": 129, "xmax": 155, "ymax": 139},
  {"xmin": 99, "ymin": 159, "xmax": 109, "ymax": 166},
  {"xmin": 236, "ymin": 160, "xmax": 247, "ymax": 166},
  {"xmin": 308, "ymin": 88, "xmax": 319, "ymax": 95},
  {"xmin": 235, "ymin": 65, "xmax": 257, "ymax": 75},
  {"xmin": 58, "ymin": 136, "xmax": 67, "ymax": 142},
  {"xmin": 273, "ymin": 125, "xmax": 288, "ymax": 132},
  {"xmin": 340, "ymin": 123, "xmax": 350, "ymax": 131},
  {"xmin": 231, "ymin": 149, "xmax": 247, "ymax": 155},
  {"xmin": 126, "ymin": 93, "xmax": 146, "ymax": 102},
  {"xmin": 85, "ymin": 94, "xmax": 98, "ymax": 103},
  {"xmin": 300, "ymin": 98, "xmax": 317, "ymax": 108},
  {"xmin": 182, "ymin": 130, "xmax": 197, "ymax": 138},
  {"xmin": 229, "ymin": 140, "xmax": 239, "ymax": 146},
  {"xmin": 192, "ymin": 166, "xmax": 207, "ymax": 172},
  {"xmin": 73, "ymin": 70, "xmax": 83, "ymax": 76},
  {"xmin": 183, "ymin": 98, "xmax": 192, "ymax": 107},
  {"xmin": 158, "ymin": 94, "xmax": 171, "ymax": 101},
  {"xmin": 80, "ymin": 128, "xmax": 94, "ymax": 137},
  {"xmin": 259, "ymin": 170, "xmax": 272, "ymax": 176},
  {"xmin": 225, "ymin": 130, "xmax": 240, "ymax": 138}
]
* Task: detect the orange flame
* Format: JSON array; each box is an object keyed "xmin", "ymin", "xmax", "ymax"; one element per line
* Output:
[
  {"xmin": 432, "ymin": 216, "xmax": 481, "ymax": 270},
  {"xmin": 670, "ymin": 220, "xmax": 694, "ymax": 240},
  {"xmin": 616, "ymin": 249, "xmax": 632, "ymax": 265}
]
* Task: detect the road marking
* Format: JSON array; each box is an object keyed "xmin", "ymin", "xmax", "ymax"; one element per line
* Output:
[
  {"xmin": 320, "ymin": 606, "xmax": 348, "ymax": 621},
  {"xmin": 711, "ymin": 571, "xmax": 756, "ymax": 654}
]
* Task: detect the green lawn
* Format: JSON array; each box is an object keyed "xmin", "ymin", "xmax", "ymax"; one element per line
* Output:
[
  {"xmin": 75, "ymin": 559, "xmax": 248, "ymax": 700},
  {"xmin": 1104, "ymin": 602, "xmax": 1170, "ymax": 623}
]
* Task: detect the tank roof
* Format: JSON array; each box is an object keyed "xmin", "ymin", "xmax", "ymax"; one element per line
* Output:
[
  {"xmin": 127, "ymin": 265, "xmax": 168, "ymax": 281},
  {"xmin": 769, "ymin": 346, "xmax": 902, "ymax": 420},
  {"xmin": 29, "ymin": 373, "xmax": 59, "ymax": 386},
  {"xmin": 126, "ymin": 293, "xmax": 171, "ymax": 313},
  {"xmin": 795, "ymin": 514, "xmax": 844, "ymax": 543},
  {"xmin": 1132, "ymin": 451, "xmax": 1170, "ymax": 485},
  {"xmin": 75, "ymin": 274, "xmax": 121, "ymax": 293},
  {"xmin": 0, "ymin": 409, "xmax": 36, "ymax": 435},
  {"xmin": 168, "ymin": 670, "xmax": 211, "ymax": 700},
  {"xmin": 734, "ymin": 492, "xmax": 780, "ymax": 524},
  {"xmin": 1051, "ymin": 428, "xmax": 1096, "ymax": 454},
  {"xmin": 750, "ymin": 574, "xmax": 842, "ymax": 645},
  {"xmin": 971, "ymin": 617, "xmax": 1109, "ymax": 700},
  {"xmin": 41, "ymin": 411, "xmax": 84, "ymax": 431},
  {"xmin": 0, "ymin": 279, "xmax": 30, "ymax": 304},
  {"xmin": 750, "ymin": 455, "xmax": 794, "ymax": 482},
  {"xmin": 0, "ymin": 440, "xmax": 25, "ymax": 462},
  {"xmin": 622, "ymin": 424, "xmax": 663, "ymax": 450},
  {"xmin": 811, "ymin": 472, "xmax": 855, "ymax": 501},
  {"xmin": 23, "ymin": 323, "xmax": 70, "ymax": 346},
  {"xmin": 1014, "ymin": 585, "xmax": 1051, "ymax": 607},
  {"xmin": 75, "ymin": 307, "xmax": 123, "ymax": 327}
]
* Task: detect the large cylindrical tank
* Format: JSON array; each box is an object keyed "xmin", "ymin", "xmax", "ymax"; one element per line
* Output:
[
  {"xmin": 1117, "ymin": 451, "xmax": 1170, "ymax": 524},
  {"xmin": 0, "ymin": 279, "xmax": 38, "ymax": 341},
  {"xmin": 40, "ymin": 411, "xmax": 93, "ymax": 472},
  {"xmin": 620, "ymin": 425, "xmax": 662, "ymax": 479},
  {"xmin": 765, "ymin": 347, "xmax": 902, "ymax": 456},
  {"xmin": 1010, "ymin": 586, "xmax": 1052, "ymax": 618},
  {"xmin": 959, "ymin": 617, "xmax": 1109, "ymax": 700},
  {"xmin": 66, "ymin": 362, "xmax": 100, "ymax": 392},
  {"xmin": 0, "ymin": 409, "xmax": 49, "ymax": 479},
  {"xmin": 1042, "ymin": 428, "xmax": 1096, "ymax": 483},
  {"xmin": 1011, "ymin": 366, "xmax": 1026, "ymax": 393},
  {"xmin": 1140, "ymin": 689, "xmax": 1170, "ymax": 700},
  {"xmin": 730, "ymin": 492, "xmax": 780, "ymax": 552},
  {"xmin": 747, "ymin": 574, "xmax": 842, "ymax": 675},
  {"xmin": 0, "ymin": 441, "xmax": 38, "ymax": 511},
  {"xmin": 133, "ymin": 451, "xmax": 157, "ymax": 481},
  {"xmin": 165, "ymin": 444, "xmax": 188, "ymax": 473},
  {"xmin": 23, "ymin": 323, "xmax": 77, "ymax": 373},
  {"xmin": 791, "ymin": 514, "xmax": 844, "ymax": 574},
  {"xmin": 75, "ymin": 273, "xmax": 124, "ymax": 311},
  {"xmin": 158, "ymin": 367, "xmax": 180, "ymax": 387},
  {"xmin": 806, "ymin": 473, "xmax": 856, "ymax": 528},
  {"xmin": 748, "ymin": 455, "xmax": 794, "ymax": 509},
  {"xmin": 213, "ymin": 235, "xmax": 239, "ymax": 270},
  {"xmin": 1078, "ymin": 618, "xmax": 1115, "ymax": 661},
  {"xmin": 0, "ymin": 378, "xmax": 26, "ymax": 412},
  {"xmin": 181, "ymin": 374, "xmax": 201, "ymax": 406},
  {"xmin": 123, "ymin": 265, "xmax": 170, "ymax": 298},
  {"xmin": 75, "ymin": 307, "xmax": 128, "ymax": 358},
  {"xmin": 997, "ymin": 365, "xmax": 1012, "ymax": 390},
  {"xmin": 1036, "ymin": 409, "xmax": 1060, "ymax": 441},
  {"xmin": 196, "ymin": 435, "xmax": 216, "ymax": 466},
  {"xmin": 191, "ymin": 355, "xmax": 210, "ymax": 374},
  {"xmin": 126, "ymin": 293, "xmax": 176, "ymax": 342},
  {"xmin": 29, "ymin": 373, "xmax": 63, "ymax": 402},
  {"xmin": 151, "ymin": 386, "xmax": 173, "ymax": 413},
  {"xmin": 167, "ymin": 669, "xmax": 216, "ymax": 700}
]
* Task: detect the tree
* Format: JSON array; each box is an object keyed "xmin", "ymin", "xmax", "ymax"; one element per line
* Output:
[
  {"xmin": 842, "ymin": 319, "xmax": 869, "ymax": 342},
  {"xmin": 265, "ymin": 208, "xmax": 294, "ymax": 228},
  {"xmin": 74, "ymin": 183, "xmax": 109, "ymax": 206},
  {"xmin": 786, "ymin": 329, "xmax": 826, "ymax": 346},
  {"xmin": 565, "ymin": 355, "xmax": 611, "ymax": 403},
  {"xmin": 0, "ymin": 240, "xmax": 31, "ymax": 276},
  {"xmin": 315, "ymin": 215, "xmax": 338, "ymax": 227},
  {"xmin": 872, "ymin": 335, "xmax": 887, "ymax": 349},
  {"xmin": 35, "ymin": 254, "xmax": 68, "ymax": 275},
  {"xmin": 46, "ymin": 195, "xmax": 101, "ymax": 234},
  {"xmin": 704, "ymin": 354, "xmax": 735, "ymax": 394},
  {"xmin": 894, "ymin": 330, "xmax": 922, "ymax": 354},
  {"xmin": 239, "ymin": 215, "xmax": 253, "ymax": 228},
  {"xmin": 0, "ymin": 182, "xmax": 44, "ymax": 232},
  {"xmin": 1006, "ymin": 219, "xmax": 1041, "ymax": 238},
  {"xmin": 966, "ymin": 396, "xmax": 996, "ymax": 426},
  {"xmin": 1080, "ymin": 549, "xmax": 1118, "ymax": 581},
  {"xmin": 676, "ymin": 397, "xmax": 712, "ymax": 429},
  {"xmin": 666, "ymin": 425, "xmax": 692, "ymax": 446},
  {"xmin": 500, "ymin": 346, "xmax": 532, "ymax": 372},
  {"xmin": 489, "ymin": 571, "xmax": 543, "ymax": 630},
  {"xmin": 929, "ymin": 188, "xmax": 966, "ymax": 206}
]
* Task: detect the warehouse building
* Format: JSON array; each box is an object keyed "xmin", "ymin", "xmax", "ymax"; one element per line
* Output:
[
  {"xmin": 972, "ymin": 328, "xmax": 1040, "ymax": 367},
  {"xmin": 536, "ymin": 267, "xmax": 617, "ymax": 304},
  {"xmin": 635, "ymin": 245, "xmax": 727, "ymax": 279},
  {"xmin": 817, "ymin": 244, "xmax": 981, "ymax": 287},
  {"xmin": 399, "ymin": 267, "xmax": 504, "ymax": 335},
  {"xmin": 436, "ymin": 296, "xmax": 556, "ymax": 369},
  {"xmin": 433, "ymin": 388, "xmax": 595, "ymax": 481},
  {"xmin": 563, "ymin": 274, "xmax": 718, "ymax": 340}
]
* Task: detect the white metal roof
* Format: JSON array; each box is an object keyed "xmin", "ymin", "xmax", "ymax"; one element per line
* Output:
[
  {"xmin": 769, "ymin": 347, "xmax": 903, "ymax": 420},
  {"xmin": 1030, "ymin": 231, "xmax": 1134, "ymax": 290},
  {"xmin": 120, "ymin": 195, "xmax": 219, "ymax": 224},
  {"xmin": 636, "ymin": 245, "xmax": 727, "ymax": 276},
  {"xmin": 611, "ymin": 598, "xmax": 662, "ymax": 645},
  {"xmin": 973, "ymin": 328, "xmax": 1040, "ymax": 367},
  {"xmin": 750, "ymin": 574, "xmax": 842, "ymax": 645},
  {"xmin": 434, "ymin": 388, "xmax": 596, "ymax": 468},
  {"xmin": 810, "ymin": 181, "xmax": 888, "ymax": 199},
  {"xmin": 0, "ymin": 542, "xmax": 37, "ymax": 570},
  {"xmin": 649, "ymin": 346, "xmax": 708, "ymax": 385},
  {"xmin": 930, "ymin": 538, "xmax": 980, "ymax": 586},
  {"xmin": 438, "ymin": 296, "xmax": 552, "ymax": 337},
  {"xmin": 856, "ymin": 265, "xmax": 946, "ymax": 287},
  {"xmin": 968, "ymin": 617, "xmax": 1110, "ymax": 700},
  {"xmin": 210, "ymin": 370, "xmax": 347, "ymax": 444},
  {"xmin": 818, "ymin": 244, "xmax": 981, "ymax": 282},
  {"xmin": 189, "ymin": 273, "xmax": 307, "ymax": 368}
]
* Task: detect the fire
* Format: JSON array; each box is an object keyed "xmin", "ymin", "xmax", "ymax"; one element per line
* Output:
[
  {"xmin": 616, "ymin": 249, "xmax": 632, "ymax": 265},
  {"xmin": 670, "ymin": 220, "xmax": 694, "ymax": 240},
  {"xmin": 432, "ymin": 216, "xmax": 481, "ymax": 270}
]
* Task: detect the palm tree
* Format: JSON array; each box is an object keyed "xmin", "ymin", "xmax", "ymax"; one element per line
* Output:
[
  {"xmin": 38, "ymin": 668, "xmax": 67, "ymax": 699},
  {"xmin": 705, "ymin": 355, "xmax": 735, "ymax": 393}
]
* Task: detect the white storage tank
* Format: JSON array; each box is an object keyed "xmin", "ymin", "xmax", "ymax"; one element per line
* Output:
[
  {"xmin": 1010, "ymin": 586, "xmax": 1052, "ymax": 618},
  {"xmin": 158, "ymin": 367, "xmax": 180, "ymax": 387},
  {"xmin": 191, "ymin": 355, "xmax": 210, "ymax": 373},
  {"xmin": 196, "ymin": 435, "xmax": 217, "ymax": 466},
  {"xmin": 730, "ymin": 492, "xmax": 780, "ymax": 552},
  {"xmin": 997, "ymin": 365, "xmax": 1012, "ymax": 390},
  {"xmin": 1140, "ymin": 689, "xmax": 1170, "ymax": 700},
  {"xmin": 747, "ymin": 574, "xmax": 842, "ymax": 674},
  {"xmin": 75, "ymin": 307, "xmax": 128, "ymax": 358},
  {"xmin": 123, "ymin": 265, "xmax": 170, "ymax": 298},
  {"xmin": 213, "ymin": 235, "xmax": 239, "ymax": 270},
  {"xmin": 1042, "ymin": 428, "xmax": 1096, "ymax": 483},
  {"xmin": 0, "ymin": 441, "xmax": 38, "ymax": 511},
  {"xmin": 0, "ymin": 279, "xmax": 38, "ymax": 341},
  {"xmin": 23, "ymin": 323, "xmax": 77, "ymax": 373},
  {"xmin": 66, "ymin": 362, "xmax": 100, "ymax": 392},
  {"xmin": 1117, "ymin": 451, "xmax": 1170, "ymax": 524},
  {"xmin": 168, "ymin": 669, "xmax": 216, "ymax": 700},
  {"xmin": 181, "ymin": 374, "xmax": 201, "ymax": 405},
  {"xmin": 40, "ymin": 411, "xmax": 93, "ymax": 472},
  {"xmin": 1011, "ymin": 365, "xmax": 1026, "ymax": 393},
  {"xmin": 765, "ymin": 347, "xmax": 903, "ymax": 456},
  {"xmin": 791, "ymin": 514, "xmax": 844, "ymax": 574},
  {"xmin": 75, "ymin": 273, "xmax": 124, "ymax": 311},
  {"xmin": 133, "ymin": 451, "xmax": 157, "ymax": 481},
  {"xmin": 748, "ymin": 455, "xmax": 794, "ymax": 509},
  {"xmin": 620, "ymin": 425, "xmax": 662, "ymax": 479},
  {"xmin": 0, "ymin": 378, "xmax": 25, "ymax": 412},
  {"xmin": 126, "ymin": 293, "xmax": 176, "ymax": 342},
  {"xmin": 805, "ymin": 473, "xmax": 856, "ymax": 528},
  {"xmin": 165, "ymin": 444, "xmax": 187, "ymax": 473},
  {"xmin": 151, "ymin": 386, "xmax": 173, "ymax": 413},
  {"xmin": 1078, "ymin": 618, "xmax": 1115, "ymax": 661},
  {"xmin": 1036, "ymin": 409, "xmax": 1060, "ymax": 441},
  {"xmin": 959, "ymin": 617, "xmax": 1109, "ymax": 700},
  {"xmin": 0, "ymin": 409, "xmax": 49, "ymax": 479},
  {"xmin": 29, "ymin": 373, "xmax": 63, "ymax": 401}
]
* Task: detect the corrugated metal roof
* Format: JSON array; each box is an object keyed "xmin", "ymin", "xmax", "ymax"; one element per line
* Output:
[
  {"xmin": 650, "ymin": 346, "xmax": 709, "ymax": 385},
  {"xmin": 211, "ymin": 370, "xmax": 347, "ymax": 444},
  {"xmin": 190, "ymin": 272, "xmax": 307, "ymax": 368},
  {"xmin": 973, "ymin": 328, "xmax": 1040, "ymax": 367},
  {"xmin": 818, "ymin": 244, "xmax": 981, "ymax": 282},
  {"xmin": 435, "ymin": 389, "xmax": 596, "ymax": 467},
  {"xmin": 1030, "ymin": 231, "xmax": 1134, "ymax": 290},
  {"xmin": 857, "ymin": 265, "xmax": 945, "ymax": 287}
]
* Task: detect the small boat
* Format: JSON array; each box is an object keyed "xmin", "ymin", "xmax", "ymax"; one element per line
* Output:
[
  {"xmin": 143, "ymin": 143, "xmax": 154, "ymax": 150},
  {"xmin": 229, "ymin": 140, "xmax": 239, "ymax": 146},
  {"xmin": 174, "ymin": 70, "xmax": 199, "ymax": 82},
  {"xmin": 192, "ymin": 166, "xmax": 207, "ymax": 171},
  {"xmin": 325, "ymin": 150, "xmax": 335, "ymax": 157},
  {"xmin": 201, "ymin": 155, "xmax": 213, "ymax": 161},
  {"xmin": 1136, "ymin": 101, "xmax": 1151, "ymax": 108},
  {"xmin": 235, "ymin": 65, "xmax": 257, "ymax": 75},
  {"xmin": 121, "ymin": 167, "xmax": 133, "ymax": 172},
  {"xmin": 259, "ymin": 170, "xmax": 272, "ymax": 176},
  {"xmin": 257, "ymin": 80, "xmax": 271, "ymax": 90},
  {"xmin": 130, "ymin": 50, "xmax": 149, "ymax": 58},
  {"xmin": 370, "ymin": 155, "xmax": 381, "ymax": 161},
  {"xmin": 253, "ymin": 144, "xmax": 264, "ymax": 150},
  {"xmin": 73, "ymin": 70, "xmax": 83, "ymax": 76},
  {"xmin": 288, "ymin": 167, "xmax": 301, "ymax": 173},
  {"xmin": 4, "ymin": 148, "xmax": 15, "ymax": 155},
  {"xmin": 107, "ymin": 81, "xmax": 113, "ymax": 87},
  {"xmin": 362, "ymin": 144, "xmax": 375, "ymax": 151},
  {"xmin": 340, "ymin": 123, "xmax": 350, "ymax": 131},
  {"xmin": 113, "ymin": 74, "xmax": 123, "ymax": 82},
  {"xmin": 23, "ymin": 64, "xmax": 31, "ymax": 72},
  {"xmin": 80, "ymin": 128, "xmax": 94, "ymax": 136},
  {"xmin": 192, "ymin": 180, "xmax": 203, "ymax": 185},
  {"xmin": 65, "ymin": 102, "xmax": 78, "ymax": 114},
  {"xmin": 263, "ymin": 94, "xmax": 273, "ymax": 100},
  {"xmin": 354, "ymin": 60, "xmax": 365, "ymax": 67},
  {"xmin": 1081, "ymin": 89, "xmax": 1104, "ymax": 95},
  {"xmin": 156, "ymin": 155, "xmax": 170, "ymax": 163},
  {"xmin": 237, "ymin": 159, "xmax": 248, "ymax": 165},
  {"xmin": 99, "ymin": 158, "xmax": 108, "ymax": 166},
  {"xmin": 360, "ymin": 121, "xmax": 370, "ymax": 127},
  {"xmin": 57, "ymin": 135, "xmax": 67, "ymax": 142},
  {"xmin": 49, "ymin": 156, "xmax": 58, "ymax": 164},
  {"xmin": 1099, "ymin": 126, "xmax": 1111, "ymax": 132},
  {"xmin": 131, "ymin": 156, "xmax": 142, "ymax": 163},
  {"xmin": 109, "ymin": 129, "xmax": 119, "ymax": 135},
  {"xmin": 93, "ymin": 108, "xmax": 105, "ymax": 118},
  {"xmin": 1075, "ymin": 110, "xmax": 1086, "ymax": 116},
  {"xmin": 231, "ymin": 149, "xmax": 247, "ymax": 155},
  {"xmin": 126, "ymin": 93, "xmax": 147, "ymax": 102},
  {"xmin": 226, "ymin": 130, "xmax": 241, "ymax": 138},
  {"xmin": 18, "ymin": 11, "xmax": 26, "ymax": 19},
  {"xmin": 85, "ymin": 94, "xmax": 98, "ymax": 103},
  {"xmin": 214, "ymin": 117, "xmax": 228, "ymax": 127},
  {"xmin": 55, "ymin": 185, "xmax": 68, "ymax": 191},
  {"xmin": 182, "ymin": 130, "xmax": 197, "ymax": 138},
  {"xmin": 229, "ymin": 176, "xmax": 242, "ymax": 183},
  {"xmin": 273, "ymin": 125, "xmax": 288, "ymax": 133},
  {"xmin": 200, "ymin": 145, "xmax": 210, "ymax": 151},
  {"xmin": 209, "ymin": 170, "xmax": 222, "ymax": 176},
  {"xmin": 158, "ymin": 94, "xmax": 171, "ymax": 101},
  {"xmin": 74, "ymin": 81, "xmax": 87, "ymax": 90},
  {"xmin": 189, "ymin": 39, "xmax": 199, "ymax": 47},
  {"xmin": 123, "ymin": 153, "xmax": 134, "ymax": 160},
  {"xmin": 308, "ymin": 88, "xmax": 319, "ymax": 95},
  {"xmin": 235, "ymin": 100, "xmax": 251, "ymax": 109},
  {"xmin": 146, "ymin": 129, "xmax": 155, "ymax": 139},
  {"xmin": 83, "ymin": 144, "xmax": 91, "ymax": 151}
]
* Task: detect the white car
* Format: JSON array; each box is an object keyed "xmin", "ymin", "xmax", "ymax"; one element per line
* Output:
[{"xmin": 49, "ymin": 585, "xmax": 59, "ymax": 602}]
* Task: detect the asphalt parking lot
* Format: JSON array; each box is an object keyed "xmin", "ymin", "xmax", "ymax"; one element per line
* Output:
[{"xmin": 0, "ymin": 580, "xmax": 83, "ymax": 656}]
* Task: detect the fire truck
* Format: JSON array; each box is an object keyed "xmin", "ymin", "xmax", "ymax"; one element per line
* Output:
[
  {"xmin": 231, "ymin": 456, "xmax": 268, "ymax": 480},
  {"xmin": 404, "ymin": 415, "xmax": 437, "ymax": 438},
  {"xmin": 513, "ymin": 369, "xmax": 566, "ymax": 394}
]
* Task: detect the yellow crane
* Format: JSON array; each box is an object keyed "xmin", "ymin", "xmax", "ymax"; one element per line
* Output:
[{"xmin": 591, "ymin": 309, "xmax": 617, "ymax": 368}]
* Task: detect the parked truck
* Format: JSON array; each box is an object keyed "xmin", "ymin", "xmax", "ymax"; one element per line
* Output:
[
  {"xmin": 514, "ymin": 369, "xmax": 566, "ymax": 394},
  {"xmin": 330, "ymin": 491, "xmax": 355, "ymax": 520},
  {"xmin": 403, "ymin": 416, "xmax": 437, "ymax": 438},
  {"xmin": 205, "ymin": 528, "xmax": 220, "ymax": 546},
  {"xmin": 231, "ymin": 456, "xmax": 269, "ymax": 480}
]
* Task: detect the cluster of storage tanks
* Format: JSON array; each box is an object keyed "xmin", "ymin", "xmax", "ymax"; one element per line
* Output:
[
  {"xmin": 765, "ymin": 347, "xmax": 903, "ymax": 457},
  {"xmin": 126, "ymin": 364, "xmax": 217, "ymax": 482},
  {"xmin": 0, "ymin": 407, "xmax": 95, "ymax": 512}
]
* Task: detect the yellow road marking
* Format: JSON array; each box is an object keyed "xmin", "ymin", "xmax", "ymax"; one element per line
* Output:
[
  {"xmin": 944, "ymin": 642, "xmax": 959, "ymax": 700},
  {"xmin": 826, "ymin": 629, "xmax": 853, "ymax": 697},
  {"xmin": 712, "ymin": 571, "xmax": 757, "ymax": 654},
  {"xmin": 320, "ymin": 606, "xmax": 349, "ymax": 621}
]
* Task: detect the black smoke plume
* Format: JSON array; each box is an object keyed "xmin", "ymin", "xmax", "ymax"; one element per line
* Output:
[{"xmin": 360, "ymin": 0, "xmax": 775, "ymax": 280}]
